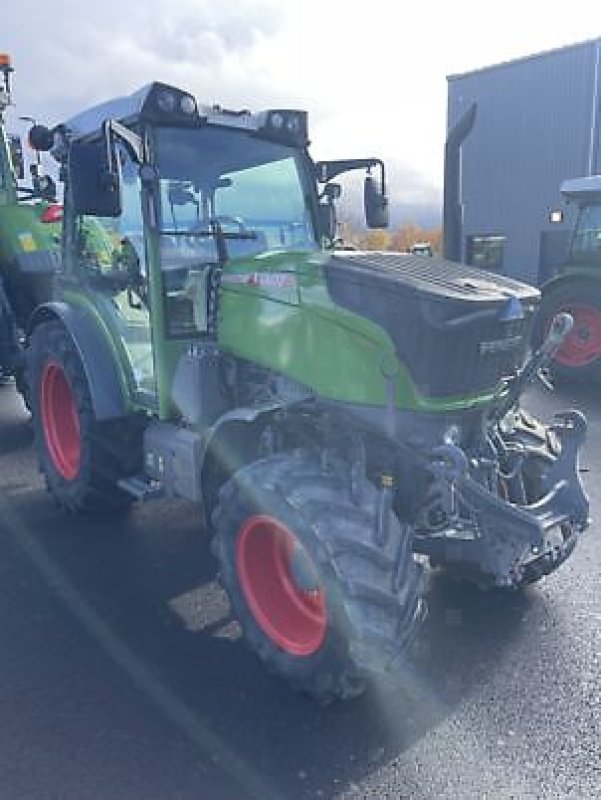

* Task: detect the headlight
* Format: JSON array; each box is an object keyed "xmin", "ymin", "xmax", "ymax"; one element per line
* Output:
[
  {"xmin": 260, "ymin": 109, "xmax": 308, "ymax": 146},
  {"xmin": 156, "ymin": 90, "xmax": 177, "ymax": 113},
  {"xmin": 498, "ymin": 411, "xmax": 518, "ymax": 436},
  {"xmin": 286, "ymin": 116, "xmax": 301, "ymax": 134},
  {"xmin": 443, "ymin": 424, "xmax": 462, "ymax": 446},
  {"xmin": 143, "ymin": 83, "xmax": 200, "ymax": 125},
  {"xmin": 270, "ymin": 112, "xmax": 284, "ymax": 129},
  {"xmin": 180, "ymin": 94, "xmax": 197, "ymax": 115}
]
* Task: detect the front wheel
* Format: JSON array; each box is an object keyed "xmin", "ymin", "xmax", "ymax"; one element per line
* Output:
[
  {"xmin": 29, "ymin": 320, "xmax": 142, "ymax": 514},
  {"xmin": 211, "ymin": 451, "xmax": 426, "ymax": 703}
]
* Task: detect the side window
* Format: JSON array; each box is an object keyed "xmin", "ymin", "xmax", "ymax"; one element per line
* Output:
[
  {"xmin": 466, "ymin": 234, "xmax": 506, "ymax": 271},
  {"xmin": 571, "ymin": 204, "xmax": 601, "ymax": 258},
  {"xmin": 75, "ymin": 146, "xmax": 147, "ymax": 285}
]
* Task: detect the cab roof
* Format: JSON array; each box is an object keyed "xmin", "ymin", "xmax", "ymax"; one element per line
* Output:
[
  {"xmin": 561, "ymin": 175, "xmax": 601, "ymax": 202},
  {"xmin": 62, "ymin": 81, "xmax": 304, "ymax": 141}
]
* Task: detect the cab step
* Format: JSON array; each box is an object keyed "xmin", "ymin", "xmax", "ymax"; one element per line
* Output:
[{"xmin": 118, "ymin": 475, "xmax": 164, "ymax": 502}]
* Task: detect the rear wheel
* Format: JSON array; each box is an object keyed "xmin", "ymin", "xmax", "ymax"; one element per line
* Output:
[
  {"xmin": 29, "ymin": 320, "xmax": 142, "ymax": 514},
  {"xmin": 535, "ymin": 281, "xmax": 601, "ymax": 381},
  {"xmin": 212, "ymin": 451, "xmax": 426, "ymax": 702}
]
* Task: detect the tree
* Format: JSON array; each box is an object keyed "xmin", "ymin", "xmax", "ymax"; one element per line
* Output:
[{"xmin": 359, "ymin": 229, "xmax": 391, "ymax": 251}]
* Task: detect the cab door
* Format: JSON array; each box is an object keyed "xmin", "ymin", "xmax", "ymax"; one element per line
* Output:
[{"xmin": 70, "ymin": 149, "xmax": 156, "ymax": 408}]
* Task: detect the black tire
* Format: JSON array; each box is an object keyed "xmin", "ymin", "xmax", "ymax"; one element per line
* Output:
[
  {"xmin": 534, "ymin": 280, "xmax": 601, "ymax": 382},
  {"xmin": 211, "ymin": 451, "xmax": 426, "ymax": 703},
  {"xmin": 28, "ymin": 320, "xmax": 142, "ymax": 514}
]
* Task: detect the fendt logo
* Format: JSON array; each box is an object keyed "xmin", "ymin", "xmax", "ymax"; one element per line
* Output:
[{"xmin": 479, "ymin": 336, "xmax": 523, "ymax": 355}]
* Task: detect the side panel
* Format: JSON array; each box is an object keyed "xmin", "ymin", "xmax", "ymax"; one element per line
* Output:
[
  {"xmin": 0, "ymin": 204, "xmax": 60, "ymax": 267},
  {"xmin": 218, "ymin": 254, "xmax": 499, "ymax": 413},
  {"xmin": 218, "ymin": 264, "xmax": 406, "ymax": 408}
]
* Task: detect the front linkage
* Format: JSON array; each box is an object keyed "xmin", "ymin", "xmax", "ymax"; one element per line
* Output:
[
  {"xmin": 411, "ymin": 313, "xmax": 589, "ymax": 588},
  {"xmin": 414, "ymin": 410, "xmax": 588, "ymax": 587}
]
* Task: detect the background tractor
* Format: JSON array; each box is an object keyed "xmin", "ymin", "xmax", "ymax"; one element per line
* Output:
[
  {"xmin": 409, "ymin": 241, "xmax": 433, "ymax": 256},
  {"xmin": 0, "ymin": 53, "xmax": 60, "ymax": 391},
  {"xmin": 26, "ymin": 81, "xmax": 589, "ymax": 702},
  {"xmin": 533, "ymin": 176, "xmax": 601, "ymax": 381}
]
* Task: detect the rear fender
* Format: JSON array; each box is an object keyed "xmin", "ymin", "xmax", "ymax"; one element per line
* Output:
[
  {"xmin": 28, "ymin": 302, "xmax": 127, "ymax": 420},
  {"xmin": 540, "ymin": 272, "xmax": 599, "ymax": 298}
]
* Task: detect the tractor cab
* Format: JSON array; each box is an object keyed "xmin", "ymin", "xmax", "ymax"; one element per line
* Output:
[
  {"xmin": 30, "ymin": 81, "xmax": 388, "ymax": 417},
  {"xmin": 561, "ymin": 175, "xmax": 601, "ymax": 265}
]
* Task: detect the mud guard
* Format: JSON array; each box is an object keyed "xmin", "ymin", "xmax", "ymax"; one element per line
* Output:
[
  {"xmin": 0, "ymin": 278, "xmax": 19, "ymax": 372},
  {"xmin": 27, "ymin": 302, "xmax": 127, "ymax": 420}
]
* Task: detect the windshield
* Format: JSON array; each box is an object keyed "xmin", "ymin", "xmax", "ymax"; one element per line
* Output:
[
  {"xmin": 155, "ymin": 126, "xmax": 317, "ymax": 267},
  {"xmin": 570, "ymin": 202, "xmax": 601, "ymax": 261}
]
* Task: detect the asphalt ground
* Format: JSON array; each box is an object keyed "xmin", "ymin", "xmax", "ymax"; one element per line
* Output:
[{"xmin": 0, "ymin": 380, "xmax": 599, "ymax": 800}]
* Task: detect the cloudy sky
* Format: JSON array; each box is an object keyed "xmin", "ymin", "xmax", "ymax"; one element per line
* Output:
[{"xmin": 2, "ymin": 1, "xmax": 598, "ymax": 224}]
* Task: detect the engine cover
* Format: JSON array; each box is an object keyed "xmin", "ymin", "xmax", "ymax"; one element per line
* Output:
[{"xmin": 324, "ymin": 252, "xmax": 540, "ymax": 398}]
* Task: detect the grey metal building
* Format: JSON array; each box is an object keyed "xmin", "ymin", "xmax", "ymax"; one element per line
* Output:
[{"xmin": 445, "ymin": 38, "xmax": 601, "ymax": 285}]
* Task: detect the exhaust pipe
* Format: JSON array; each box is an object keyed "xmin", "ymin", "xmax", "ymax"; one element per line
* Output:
[{"xmin": 443, "ymin": 103, "xmax": 477, "ymax": 262}]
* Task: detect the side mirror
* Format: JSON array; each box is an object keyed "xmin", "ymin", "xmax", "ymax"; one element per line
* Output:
[
  {"xmin": 8, "ymin": 135, "xmax": 24, "ymax": 180},
  {"xmin": 69, "ymin": 138, "xmax": 122, "ymax": 217},
  {"xmin": 317, "ymin": 202, "xmax": 336, "ymax": 242},
  {"xmin": 28, "ymin": 124, "xmax": 55, "ymax": 152},
  {"xmin": 364, "ymin": 175, "xmax": 389, "ymax": 228},
  {"xmin": 316, "ymin": 182, "xmax": 341, "ymax": 242},
  {"xmin": 30, "ymin": 164, "xmax": 57, "ymax": 202},
  {"xmin": 324, "ymin": 182, "xmax": 342, "ymax": 202}
]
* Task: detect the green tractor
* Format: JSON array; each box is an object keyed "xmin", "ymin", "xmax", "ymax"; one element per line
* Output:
[
  {"xmin": 26, "ymin": 81, "xmax": 589, "ymax": 701},
  {"xmin": 0, "ymin": 54, "xmax": 61, "ymax": 388},
  {"xmin": 534, "ymin": 176, "xmax": 601, "ymax": 381}
]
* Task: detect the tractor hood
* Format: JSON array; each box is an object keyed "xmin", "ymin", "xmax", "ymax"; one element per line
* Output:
[{"xmin": 324, "ymin": 252, "xmax": 541, "ymax": 398}]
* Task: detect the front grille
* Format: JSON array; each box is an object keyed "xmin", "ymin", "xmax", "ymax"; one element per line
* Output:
[{"xmin": 396, "ymin": 310, "xmax": 534, "ymax": 397}]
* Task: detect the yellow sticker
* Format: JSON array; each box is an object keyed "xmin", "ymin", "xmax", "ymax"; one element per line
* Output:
[{"xmin": 18, "ymin": 231, "xmax": 37, "ymax": 253}]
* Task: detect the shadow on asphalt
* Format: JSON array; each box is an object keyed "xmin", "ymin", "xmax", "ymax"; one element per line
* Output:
[
  {"xmin": 0, "ymin": 385, "xmax": 31, "ymax": 456},
  {"xmin": 3, "ymin": 480, "xmax": 537, "ymax": 800},
  {"xmin": 524, "ymin": 380, "xmax": 599, "ymax": 418}
]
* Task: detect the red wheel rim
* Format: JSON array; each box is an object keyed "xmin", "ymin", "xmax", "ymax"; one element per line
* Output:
[
  {"xmin": 235, "ymin": 515, "xmax": 327, "ymax": 656},
  {"xmin": 40, "ymin": 361, "xmax": 81, "ymax": 480},
  {"xmin": 551, "ymin": 304, "xmax": 601, "ymax": 367}
]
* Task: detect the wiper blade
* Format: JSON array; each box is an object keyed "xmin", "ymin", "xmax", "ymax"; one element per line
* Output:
[
  {"xmin": 221, "ymin": 231, "xmax": 258, "ymax": 240},
  {"xmin": 159, "ymin": 229, "xmax": 257, "ymax": 240}
]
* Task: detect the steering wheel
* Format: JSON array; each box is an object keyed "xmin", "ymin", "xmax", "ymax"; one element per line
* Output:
[{"xmin": 212, "ymin": 215, "xmax": 247, "ymax": 232}]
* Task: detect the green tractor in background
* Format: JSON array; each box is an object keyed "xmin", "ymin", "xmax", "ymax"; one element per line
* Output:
[
  {"xmin": 534, "ymin": 176, "xmax": 601, "ymax": 381},
  {"xmin": 26, "ymin": 81, "xmax": 589, "ymax": 702},
  {"xmin": 0, "ymin": 54, "xmax": 61, "ymax": 389}
]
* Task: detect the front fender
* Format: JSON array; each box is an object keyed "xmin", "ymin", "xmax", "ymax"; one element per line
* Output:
[{"xmin": 28, "ymin": 302, "xmax": 127, "ymax": 420}]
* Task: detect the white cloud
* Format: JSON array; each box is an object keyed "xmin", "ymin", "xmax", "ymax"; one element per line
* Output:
[{"xmin": 2, "ymin": 0, "xmax": 598, "ymax": 223}]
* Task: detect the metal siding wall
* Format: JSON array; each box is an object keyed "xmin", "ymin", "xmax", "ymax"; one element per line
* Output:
[{"xmin": 448, "ymin": 41, "xmax": 599, "ymax": 285}]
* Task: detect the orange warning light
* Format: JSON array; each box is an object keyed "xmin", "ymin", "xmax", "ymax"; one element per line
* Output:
[{"xmin": 0, "ymin": 54, "xmax": 12, "ymax": 68}]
